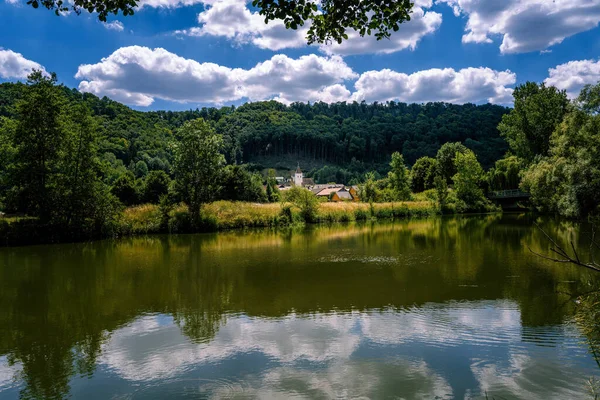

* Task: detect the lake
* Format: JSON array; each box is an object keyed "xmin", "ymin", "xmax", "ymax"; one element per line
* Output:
[{"xmin": 1, "ymin": 214, "xmax": 599, "ymax": 399}]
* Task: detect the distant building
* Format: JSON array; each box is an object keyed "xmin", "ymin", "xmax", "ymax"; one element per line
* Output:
[
  {"xmin": 293, "ymin": 164, "xmax": 316, "ymax": 188},
  {"xmin": 275, "ymin": 177, "xmax": 286, "ymax": 184},
  {"xmin": 294, "ymin": 164, "xmax": 303, "ymax": 186},
  {"xmin": 315, "ymin": 186, "xmax": 359, "ymax": 202}
]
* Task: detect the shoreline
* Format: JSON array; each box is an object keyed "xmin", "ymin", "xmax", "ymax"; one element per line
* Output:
[{"xmin": 0, "ymin": 200, "xmax": 442, "ymax": 247}]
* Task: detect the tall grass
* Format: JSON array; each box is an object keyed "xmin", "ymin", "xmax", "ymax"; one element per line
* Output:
[
  {"xmin": 1, "ymin": 200, "xmax": 438, "ymax": 245},
  {"xmin": 117, "ymin": 200, "xmax": 437, "ymax": 235},
  {"xmin": 317, "ymin": 201, "xmax": 438, "ymax": 223}
]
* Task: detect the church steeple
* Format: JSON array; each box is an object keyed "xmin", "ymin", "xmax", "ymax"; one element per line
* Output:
[{"xmin": 294, "ymin": 163, "xmax": 303, "ymax": 186}]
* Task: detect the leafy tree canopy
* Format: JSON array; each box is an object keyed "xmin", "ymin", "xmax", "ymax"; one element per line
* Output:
[
  {"xmin": 253, "ymin": 0, "xmax": 414, "ymax": 44},
  {"xmin": 29, "ymin": 0, "xmax": 415, "ymax": 45}
]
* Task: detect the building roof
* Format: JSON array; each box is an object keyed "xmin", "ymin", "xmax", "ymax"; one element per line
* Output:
[
  {"xmin": 296, "ymin": 163, "xmax": 302, "ymax": 174},
  {"xmin": 302, "ymin": 178, "xmax": 315, "ymax": 186},
  {"xmin": 316, "ymin": 187, "xmax": 346, "ymax": 196},
  {"xmin": 336, "ymin": 191, "xmax": 353, "ymax": 200}
]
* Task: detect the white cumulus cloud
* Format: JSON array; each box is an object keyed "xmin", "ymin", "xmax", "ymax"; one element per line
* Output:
[
  {"xmin": 104, "ymin": 21, "xmax": 124, "ymax": 31},
  {"xmin": 177, "ymin": 0, "xmax": 442, "ymax": 54},
  {"xmin": 320, "ymin": 7, "xmax": 442, "ymax": 56},
  {"xmin": 439, "ymin": 0, "xmax": 600, "ymax": 54},
  {"xmin": 352, "ymin": 67, "xmax": 516, "ymax": 104},
  {"xmin": 0, "ymin": 49, "xmax": 47, "ymax": 79},
  {"xmin": 75, "ymin": 46, "xmax": 518, "ymax": 107},
  {"xmin": 175, "ymin": 0, "xmax": 308, "ymax": 51},
  {"xmin": 75, "ymin": 46, "xmax": 356, "ymax": 106},
  {"xmin": 545, "ymin": 59, "xmax": 600, "ymax": 98}
]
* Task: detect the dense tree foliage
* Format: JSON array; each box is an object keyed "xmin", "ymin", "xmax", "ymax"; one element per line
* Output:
[
  {"xmin": 487, "ymin": 155, "xmax": 521, "ymax": 191},
  {"xmin": 452, "ymin": 150, "xmax": 491, "ymax": 212},
  {"xmin": 410, "ymin": 156, "xmax": 437, "ymax": 193},
  {"xmin": 0, "ymin": 82, "xmax": 510, "ymax": 190},
  {"xmin": 436, "ymin": 142, "xmax": 467, "ymax": 183},
  {"xmin": 388, "ymin": 152, "xmax": 411, "ymax": 200},
  {"xmin": 498, "ymin": 82, "xmax": 569, "ymax": 162},
  {"xmin": 173, "ymin": 119, "xmax": 225, "ymax": 222},
  {"xmin": 253, "ymin": 0, "xmax": 414, "ymax": 44},
  {"xmin": 1, "ymin": 71, "xmax": 118, "ymax": 236},
  {"xmin": 220, "ymin": 165, "xmax": 267, "ymax": 203},
  {"xmin": 521, "ymin": 100, "xmax": 600, "ymax": 218},
  {"xmin": 29, "ymin": 0, "xmax": 415, "ymax": 46}
]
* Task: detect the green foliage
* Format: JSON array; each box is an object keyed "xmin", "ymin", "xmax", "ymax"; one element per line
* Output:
[
  {"xmin": 452, "ymin": 150, "xmax": 491, "ymax": 212},
  {"xmin": 436, "ymin": 142, "xmax": 467, "ymax": 183},
  {"xmin": 220, "ymin": 165, "xmax": 267, "ymax": 203},
  {"xmin": 360, "ymin": 171, "xmax": 379, "ymax": 203},
  {"xmin": 9, "ymin": 71, "xmax": 65, "ymax": 221},
  {"xmin": 498, "ymin": 82, "xmax": 569, "ymax": 162},
  {"xmin": 388, "ymin": 152, "xmax": 411, "ymax": 200},
  {"xmin": 143, "ymin": 170, "xmax": 171, "ymax": 204},
  {"xmin": 578, "ymin": 83, "xmax": 600, "ymax": 114},
  {"xmin": 1, "ymin": 82, "xmax": 510, "ymax": 181},
  {"xmin": 134, "ymin": 160, "xmax": 148, "ymax": 178},
  {"xmin": 410, "ymin": 156, "xmax": 438, "ymax": 193},
  {"xmin": 253, "ymin": 0, "xmax": 413, "ymax": 45},
  {"xmin": 265, "ymin": 169, "xmax": 281, "ymax": 203},
  {"xmin": 488, "ymin": 155, "xmax": 522, "ymax": 191},
  {"xmin": 111, "ymin": 172, "xmax": 138, "ymax": 205},
  {"xmin": 282, "ymin": 186, "xmax": 320, "ymax": 222},
  {"xmin": 2, "ymin": 72, "xmax": 119, "ymax": 236},
  {"xmin": 434, "ymin": 174, "xmax": 448, "ymax": 212},
  {"xmin": 27, "ymin": 0, "xmax": 137, "ymax": 22},
  {"xmin": 522, "ymin": 106, "xmax": 600, "ymax": 218},
  {"xmin": 0, "ymin": 117, "xmax": 16, "ymax": 209},
  {"xmin": 173, "ymin": 119, "xmax": 225, "ymax": 222}
]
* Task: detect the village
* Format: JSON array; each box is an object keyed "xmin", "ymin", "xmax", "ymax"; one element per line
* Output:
[{"xmin": 274, "ymin": 165, "xmax": 360, "ymax": 202}]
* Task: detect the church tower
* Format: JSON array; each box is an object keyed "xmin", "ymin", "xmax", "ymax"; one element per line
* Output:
[{"xmin": 294, "ymin": 163, "xmax": 303, "ymax": 186}]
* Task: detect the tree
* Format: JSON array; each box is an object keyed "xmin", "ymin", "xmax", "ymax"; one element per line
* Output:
[
  {"xmin": 452, "ymin": 150, "xmax": 489, "ymax": 212},
  {"xmin": 174, "ymin": 119, "xmax": 225, "ymax": 222},
  {"xmin": 265, "ymin": 169, "xmax": 281, "ymax": 203},
  {"xmin": 521, "ymin": 104, "xmax": 600, "ymax": 218},
  {"xmin": 59, "ymin": 104, "xmax": 117, "ymax": 231},
  {"xmin": 388, "ymin": 152, "xmax": 411, "ymax": 200},
  {"xmin": 434, "ymin": 174, "xmax": 448, "ymax": 211},
  {"xmin": 220, "ymin": 165, "xmax": 267, "ymax": 203},
  {"xmin": 577, "ymin": 83, "xmax": 600, "ymax": 114},
  {"xmin": 410, "ymin": 156, "xmax": 437, "ymax": 193},
  {"xmin": 282, "ymin": 186, "xmax": 319, "ymax": 222},
  {"xmin": 436, "ymin": 142, "xmax": 467, "ymax": 184},
  {"xmin": 0, "ymin": 117, "xmax": 16, "ymax": 210},
  {"xmin": 360, "ymin": 171, "xmax": 378, "ymax": 204},
  {"xmin": 32, "ymin": 0, "xmax": 415, "ymax": 46},
  {"xmin": 134, "ymin": 160, "xmax": 148, "ymax": 178},
  {"xmin": 10, "ymin": 71, "xmax": 65, "ymax": 221},
  {"xmin": 143, "ymin": 170, "xmax": 171, "ymax": 204},
  {"xmin": 488, "ymin": 155, "xmax": 522, "ymax": 191},
  {"xmin": 498, "ymin": 82, "xmax": 569, "ymax": 162},
  {"xmin": 111, "ymin": 172, "xmax": 138, "ymax": 206},
  {"xmin": 28, "ymin": 0, "xmax": 137, "ymax": 22}
]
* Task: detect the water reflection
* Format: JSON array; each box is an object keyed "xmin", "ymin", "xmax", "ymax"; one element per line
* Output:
[{"xmin": 0, "ymin": 214, "xmax": 599, "ymax": 399}]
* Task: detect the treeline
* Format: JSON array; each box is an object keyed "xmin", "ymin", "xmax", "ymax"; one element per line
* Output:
[
  {"xmin": 398, "ymin": 81, "xmax": 600, "ymax": 219},
  {"xmin": 0, "ymin": 78, "xmax": 510, "ymax": 185}
]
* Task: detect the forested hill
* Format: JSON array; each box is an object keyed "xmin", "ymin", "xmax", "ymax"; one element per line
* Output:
[{"xmin": 0, "ymin": 82, "xmax": 510, "ymax": 180}]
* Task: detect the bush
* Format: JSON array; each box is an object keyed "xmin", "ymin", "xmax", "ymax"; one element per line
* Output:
[{"xmin": 282, "ymin": 186, "xmax": 320, "ymax": 223}]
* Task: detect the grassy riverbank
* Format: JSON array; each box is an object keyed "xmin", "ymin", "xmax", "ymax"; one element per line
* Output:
[
  {"xmin": 118, "ymin": 200, "xmax": 439, "ymax": 235},
  {"xmin": 0, "ymin": 200, "xmax": 439, "ymax": 246}
]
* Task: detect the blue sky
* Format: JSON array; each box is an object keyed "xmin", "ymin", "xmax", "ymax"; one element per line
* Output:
[{"xmin": 1, "ymin": 0, "xmax": 600, "ymax": 110}]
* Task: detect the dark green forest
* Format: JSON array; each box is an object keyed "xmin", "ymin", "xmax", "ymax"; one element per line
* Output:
[
  {"xmin": 1, "ymin": 71, "xmax": 599, "ymax": 245},
  {"xmin": 0, "ymin": 79, "xmax": 509, "ymax": 185}
]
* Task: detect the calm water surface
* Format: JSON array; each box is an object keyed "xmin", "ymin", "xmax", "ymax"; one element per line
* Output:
[{"xmin": 1, "ymin": 214, "xmax": 599, "ymax": 399}]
